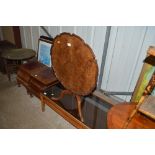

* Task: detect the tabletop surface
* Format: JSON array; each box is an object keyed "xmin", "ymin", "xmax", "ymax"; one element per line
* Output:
[
  {"xmin": 1, "ymin": 48, "xmax": 36, "ymax": 60},
  {"xmin": 51, "ymin": 33, "xmax": 98, "ymax": 96},
  {"xmin": 107, "ymin": 103, "xmax": 155, "ymax": 129}
]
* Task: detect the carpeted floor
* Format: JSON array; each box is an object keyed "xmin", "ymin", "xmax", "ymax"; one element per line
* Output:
[{"xmin": 0, "ymin": 73, "xmax": 75, "ymax": 129}]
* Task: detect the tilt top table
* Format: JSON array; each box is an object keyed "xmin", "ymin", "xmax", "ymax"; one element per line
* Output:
[{"xmin": 49, "ymin": 33, "xmax": 98, "ymax": 122}]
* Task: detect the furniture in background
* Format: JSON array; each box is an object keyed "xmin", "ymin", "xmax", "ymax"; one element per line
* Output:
[
  {"xmin": 107, "ymin": 103, "xmax": 155, "ymax": 128},
  {"xmin": 1, "ymin": 48, "xmax": 36, "ymax": 81},
  {"xmin": 131, "ymin": 46, "xmax": 155, "ymax": 102},
  {"xmin": 17, "ymin": 37, "xmax": 59, "ymax": 99},
  {"xmin": 107, "ymin": 46, "xmax": 155, "ymax": 129}
]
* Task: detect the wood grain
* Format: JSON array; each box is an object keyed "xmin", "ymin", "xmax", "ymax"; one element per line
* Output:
[
  {"xmin": 17, "ymin": 61, "xmax": 58, "ymax": 98},
  {"xmin": 40, "ymin": 94, "xmax": 89, "ymax": 129},
  {"xmin": 51, "ymin": 33, "xmax": 98, "ymax": 96},
  {"xmin": 107, "ymin": 103, "xmax": 155, "ymax": 129}
]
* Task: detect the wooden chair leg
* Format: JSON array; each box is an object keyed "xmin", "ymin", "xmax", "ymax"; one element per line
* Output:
[{"xmin": 75, "ymin": 95, "xmax": 84, "ymax": 122}]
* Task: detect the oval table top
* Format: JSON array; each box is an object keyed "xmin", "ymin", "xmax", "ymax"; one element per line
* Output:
[
  {"xmin": 51, "ymin": 33, "xmax": 98, "ymax": 96},
  {"xmin": 107, "ymin": 103, "xmax": 155, "ymax": 129},
  {"xmin": 1, "ymin": 48, "xmax": 36, "ymax": 60}
]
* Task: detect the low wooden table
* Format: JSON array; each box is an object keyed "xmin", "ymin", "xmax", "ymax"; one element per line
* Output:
[
  {"xmin": 1, "ymin": 48, "xmax": 36, "ymax": 81},
  {"xmin": 40, "ymin": 87, "xmax": 89, "ymax": 129},
  {"xmin": 107, "ymin": 103, "xmax": 155, "ymax": 129}
]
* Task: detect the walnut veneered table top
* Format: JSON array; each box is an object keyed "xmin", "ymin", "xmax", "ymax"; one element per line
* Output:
[{"xmin": 51, "ymin": 33, "xmax": 98, "ymax": 96}]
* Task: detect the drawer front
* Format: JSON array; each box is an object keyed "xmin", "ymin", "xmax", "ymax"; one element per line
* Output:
[{"xmin": 17, "ymin": 69, "xmax": 31, "ymax": 84}]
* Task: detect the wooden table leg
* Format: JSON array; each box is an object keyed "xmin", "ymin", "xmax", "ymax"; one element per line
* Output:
[
  {"xmin": 17, "ymin": 83, "xmax": 21, "ymax": 87},
  {"xmin": 50, "ymin": 90, "xmax": 84, "ymax": 122},
  {"xmin": 75, "ymin": 95, "xmax": 84, "ymax": 122},
  {"xmin": 4, "ymin": 59, "xmax": 11, "ymax": 81},
  {"xmin": 40, "ymin": 94, "xmax": 45, "ymax": 112}
]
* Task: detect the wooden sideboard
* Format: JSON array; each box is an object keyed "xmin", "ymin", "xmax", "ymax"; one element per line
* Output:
[{"xmin": 17, "ymin": 61, "xmax": 58, "ymax": 98}]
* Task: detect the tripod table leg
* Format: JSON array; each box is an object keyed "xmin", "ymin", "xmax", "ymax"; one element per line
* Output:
[{"xmin": 75, "ymin": 95, "xmax": 84, "ymax": 122}]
